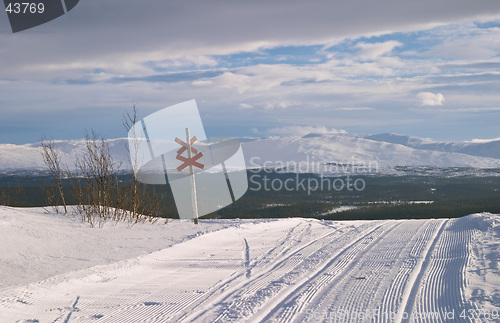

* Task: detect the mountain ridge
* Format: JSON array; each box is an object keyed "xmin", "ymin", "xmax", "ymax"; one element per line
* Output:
[
  {"xmin": 1, "ymin": 132, "xmax": 500, "ymax": 171},
  {"xmin": 364, "ymin": 132, "xmax": 500, "ymax": 159}
]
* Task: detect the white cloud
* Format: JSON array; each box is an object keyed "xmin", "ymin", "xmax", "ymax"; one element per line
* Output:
[
  {"xmin": 150, "ymin": 55, "xmax": 218, "ymax": 68},
  {"xmin": 467, "ymin": 136, "xmax": 500, "ymax": 143},
  {"xmin": 2, "ymin": 0, "xmax": 500, "ymax": 79},
  {"xmin": 416, "ymin": 92, "xmax": 445, "ymax": 106},
  {"xmin": 264, "ymin": 101, "xmax": 298, "ymax": 110},
  {"xmin": 336, "ymin": 107, "xmax": 375, "ymax": 111},
  {"xmin": 425, "ymin": 23, "xmax": 500, "ymax": 59},
  {"xmin": 192, "ymin": 79, "xmax": 214, "ymax": 86},
  {"xmin": 268, "ymin": 126, "xmax": 347, "ymax": 137},
  {"xmin": 355, "ymin": 41, "xmax": 403, "ymax": 60},
  {"xmin": 238, "ymin": 103, "xmax": 253, "ymax": 109},
  {"xmin": 409, "ymin": 106, "xmax": 500, "ymax": 113},
  {"xmin": 2, "ymin": 2, "xmax": 500, "ymax": 143}
]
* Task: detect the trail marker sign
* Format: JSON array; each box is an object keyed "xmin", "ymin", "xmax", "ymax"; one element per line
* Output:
[{"xmin": 128, "ymin": 100, "xmax": 248, "ymax": 221}]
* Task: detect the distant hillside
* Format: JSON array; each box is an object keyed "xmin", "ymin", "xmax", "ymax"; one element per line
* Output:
[
  {"xmin": 1, "ymin": 132, "xmax": 500, "ymax": 171},
  {"xmin": 365, "ymin": 133, "xmax": 500, "ymax": 159},
  {"xmin": 242, "ymin": 133, "xmax": 500, "ymax": 169}
]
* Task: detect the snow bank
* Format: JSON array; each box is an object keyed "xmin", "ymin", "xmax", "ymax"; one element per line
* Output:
[
  {"xmin": 0, "ymin": 206, "xmax": 246, "ymax": 290},
  {"xmin": 0, "ymin": 207, "xmax": 498, "ymax": 322}
]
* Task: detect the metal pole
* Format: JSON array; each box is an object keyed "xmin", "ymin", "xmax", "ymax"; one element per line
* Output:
[{"xmin": 186, "ymin": 128, "xmax": 199, "ymax": 224}]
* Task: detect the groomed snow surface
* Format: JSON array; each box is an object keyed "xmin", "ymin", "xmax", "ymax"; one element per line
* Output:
[{"xmin": 0, "ymin": 207, "xmax": 499, "ymax": 322}]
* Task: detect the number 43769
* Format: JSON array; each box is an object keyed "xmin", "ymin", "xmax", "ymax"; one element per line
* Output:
[{"xmin": 5, "ymin": 2, "xmax": 45, "ymax": 14}]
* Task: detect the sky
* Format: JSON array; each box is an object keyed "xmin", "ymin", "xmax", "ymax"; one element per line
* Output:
[{"xmin": 1, "ymin": 0, "xmax": 500, "ymax": 144}]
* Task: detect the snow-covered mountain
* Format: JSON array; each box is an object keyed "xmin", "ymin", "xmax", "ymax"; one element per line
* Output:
[
  {"xmin": 243, "ymin": 133, "xmax": 500, "ymax": 169},
  {"xmin": 0, "ymin": 139, "xmax": 131, "ymax": 171},
  {"xmin": 1, "ymin": 132, "xmax": 500, "ymax": 172},
  {"xmin": 365, "ymin": 133, "xmax": 500, "ymax": 159}
]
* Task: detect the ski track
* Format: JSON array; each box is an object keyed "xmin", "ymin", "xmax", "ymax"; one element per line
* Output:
[
  {"xmin": 178, "ymin": 221, "xmax": 379, "ymax": 322},
  {"xmin": 379, "ymin": 219, "xmax": 442, "ymax": 323},
  {"xmin": 409, "ymin": 216, "xmax": 479, "ymax": 323},
  {"xmin": 260, "ymin": 222, "xmax": 395, "ymax": 322},
  {"xmin": 0, "ymin": 216, "xmax": 495, "ymax": 323}
]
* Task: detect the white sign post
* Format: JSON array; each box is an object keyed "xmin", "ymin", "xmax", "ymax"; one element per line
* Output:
[
  {"xmin": 128, "ymin": 100, "xmax": 248, "ymax": 223},
  {"xmin": 185, "ymin": 128, "xmax": 200, "ymax": 224}
]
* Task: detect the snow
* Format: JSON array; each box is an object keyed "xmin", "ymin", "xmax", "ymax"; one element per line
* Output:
[
  {"xmin": 3, "ymin": 132, "xmax": 500, "ymax": 172},
  {"xmin": 0, "ymin": 139, "xmax": 128, "ymax": 171},
  {"xmin": 0, "ymin": 206, "xmax": 244, "ymax": 291},
  {"xmin": 243, "ymin": 134, "xmax": 500, "ymax": 169},
  {"xmin": 320, "ymin": 205, "xmax": 358, "ymax": 215},
  {"xmin": 0, "ymin": 207, "xmax": 499, "ymax": 322},
  {"xmin": 365, "ymin": 132, "xmax": 500, "ymax": 160}
]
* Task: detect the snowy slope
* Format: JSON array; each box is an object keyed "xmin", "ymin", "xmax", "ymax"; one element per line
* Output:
[
  {"xmin": 242, "ymin": 134, "xmax": 500, "ymax": 169},
  {"xmin": 0, "ymin": 206, "xmax": 244, "ymax": 291},
  {"xmin": 0, "ymin": 139, "xmax": 131, "ymax": 171},
  {"xmin": 365, "ymin": 133, "xmax": 500, "ymax": 160},
  {"xmin": 0, "ymin": 207, "xmax": 498, "ymax": 322},
  {"xmin": 2, "ymin": 133, "xmax": 500, "ymax": 172}
]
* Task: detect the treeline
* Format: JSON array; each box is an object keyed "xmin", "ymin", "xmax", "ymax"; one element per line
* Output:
[
  {"xmin": 215, "ymin": 171, "xmax": 500, "ymax": 220},
  {"xmin": 2, "ymin": 169, "xmax": 500, "ymax": 221}
]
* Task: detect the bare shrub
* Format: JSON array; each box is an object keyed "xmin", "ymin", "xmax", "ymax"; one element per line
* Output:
[
  {"xmin": 39, "ymin": 105, "xmax": 167, "ymax": 227},
  {"xmin": 40, "ymin": 136, "xmax": 67, "ymax": 214},
  {"xmin": 123, "ymin": 104, "xmax": 165, "ymax": 224},
  {"xmin": 71, "ymin": 130, "xmax": 121, "ymax": 227},
  {"xmin": 71, "ymin": 127, "xmax": 164, "ymax": 227}
]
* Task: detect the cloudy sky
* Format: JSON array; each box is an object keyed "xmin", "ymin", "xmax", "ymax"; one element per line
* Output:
[{"xmin": 1, "ymin": 0, "xmax": 500, "ymax": 144}]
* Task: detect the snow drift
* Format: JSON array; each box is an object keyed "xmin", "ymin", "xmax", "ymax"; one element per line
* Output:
[{"xmin": 0, "ymin": 207, "xmax": 498, "ymax": 322}]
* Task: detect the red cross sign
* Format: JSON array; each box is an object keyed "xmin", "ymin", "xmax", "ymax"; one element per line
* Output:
[{"xmin": 175, "ymin": 136, "xmax": 205, "ymax": 172}]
